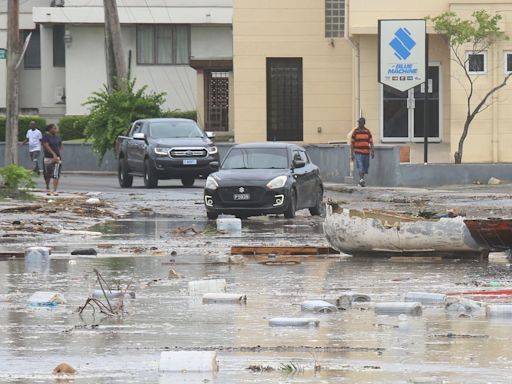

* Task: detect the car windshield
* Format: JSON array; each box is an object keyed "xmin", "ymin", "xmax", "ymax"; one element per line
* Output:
[
  {"xmin": 222, "ymin": 148, "xmax": 289, "ymax": 169},
  {"xmin": 149, "ymin": 121, "xmax": 204, "ymax": 139}
]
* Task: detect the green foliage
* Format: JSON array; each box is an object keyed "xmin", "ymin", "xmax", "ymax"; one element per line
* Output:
[
  {"xmin": 58, "ymin": 115, "xmax": 89, "ymax": 141},
  {"xmin": 430, "ymin": 10, "xmax": 507, "ymax": 52},
  {"xmin": 83, "ymin": 79, "xmax": 166, "ymax": 161},
  {"xmin": 161, "ymin": 110, "xmax": 197, "ymax": 121},
  {"xmin": 0, "ymin": 164, "xmax": 36, "ymax": 198},
  {"xmin": 0, "ymin": 116, "xmax": 47, "ymax": 141}
]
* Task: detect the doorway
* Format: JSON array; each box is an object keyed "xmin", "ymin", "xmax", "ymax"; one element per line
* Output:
[
  {"xmin": 205, "ymin": 71, "xmax": 229, "ymax": 132},
  {"xmin": 381, "ymin": 64, "xmax": 441, "ymax": 142}
]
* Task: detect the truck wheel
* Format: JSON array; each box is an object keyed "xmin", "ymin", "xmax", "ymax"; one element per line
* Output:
[
  {"xmin": 309, "ymin": 186, "xmax": 324, "ymax": 216},
  {"xmin": 181, "ymin": 176, "xmax": 195, "ymax": 187},
  {"xmin": 284, "ymin": 190, "xmax": 297, "ymax": 219},
  {"xmin": 118, "ymin": 158, "xmax": 133, "ymax": 188},
  {"xmin": 144, "ymin": 158, "xmax": 158, "ymax": 188},
  {"xmin": 207, "ymin": 211, "xmax": 218, "ymax": 220}
]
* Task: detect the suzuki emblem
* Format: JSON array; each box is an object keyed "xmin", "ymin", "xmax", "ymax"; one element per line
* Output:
[{"xmin": 239, "ymin": 187, "xmax": 245, "ymax": 193}]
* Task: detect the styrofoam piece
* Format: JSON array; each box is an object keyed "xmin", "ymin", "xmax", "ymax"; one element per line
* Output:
[
  {"xmin": 91, "ymin": 290, "xmax": 135, "ymax": 300},
  {"xmin": 405, "ymin": 292, "xmax": 447, "ymax": 304},
  {"xmin": 374, "ymin": 302, "xmax": 422, "ymax": 316},
  {"xmin": 28, "ymin": 291, "xmax": 66, "ymax": 307},
  {"xmin": 216, "ymin": 218, "xmax": 242, "ymax": 235},
  {"xmin": 25, "ymin": 247, "xmax": 50, "ymax": 273},
  {"xmin": 159, "ymin": 351, "xmax": 218, "ymax": 372},
  {"xmin": 301, "ymin": 300, "xmax": 337, "ymax": 313},
  {"xmin": 202, "ymin": 293, "xmax": 246, "ymax": 304},
  {"xmin": 188, "ymin": 279, "xmax": 226, "ymax": 295},
  {"xmin": 85, "ymin": 197, "xmax": 101, "ymax": 205},
  {"xmin": 269, "ymin": 317, "xmax": 320, "ymax": 327},
  {"xmin": 486, "ymin": 304, "xmax": 512, "ymax": 318}
]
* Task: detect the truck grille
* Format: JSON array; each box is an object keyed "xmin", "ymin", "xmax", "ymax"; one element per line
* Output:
[{"xmin": 170, "ymin": 148, "xmax": 208, "ymax": 158}]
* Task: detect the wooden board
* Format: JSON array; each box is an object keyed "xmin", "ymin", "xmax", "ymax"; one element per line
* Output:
[{"xmin": 231, "ymin": 246, "xmax": 338, "ymax": 256}]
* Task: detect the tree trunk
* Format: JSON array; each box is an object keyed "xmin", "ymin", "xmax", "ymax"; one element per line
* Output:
[
  {"xmin": 454, "ymin": 118, "xmax": 472, "ymax": 164},
  {"xmin": 4, "ymin": 0, "xmax": 20, "ymax": 166}
]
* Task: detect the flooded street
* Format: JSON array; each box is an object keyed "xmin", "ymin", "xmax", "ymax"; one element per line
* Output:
[{"xmin": 1, "ymin": 176, "xmax": 512, "ymax": 383}]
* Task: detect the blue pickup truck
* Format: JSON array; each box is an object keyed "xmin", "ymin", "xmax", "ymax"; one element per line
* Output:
[{"xmin": 115, "ymin": 118, "xmax": 219, "ymax": 188}]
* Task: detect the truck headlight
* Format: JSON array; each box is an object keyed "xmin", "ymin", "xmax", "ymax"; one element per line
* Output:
[
  {"xmin": 205, "ymin": 175, "xmax": 219, "ymax": 190},
  {"xmin": 266, "ymin": 175, "xmax": 287, "ymax": 190},
  {"xmin": 207, "ymin": 146, "xmax": 218, "ymax": 155},
  {"xmin": 154, "ymin": 147, "xmax": 171, "ymax": 156}
]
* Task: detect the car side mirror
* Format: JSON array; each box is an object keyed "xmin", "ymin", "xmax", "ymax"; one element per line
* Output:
[
  {"xmin": 293, "ymin": 159, "xmax": 306, "ymax": 169},
  {"xmin": 206, "ymin": 131, "xmax": 215, "ymax": 139},
  {"xmin": 133, "ymin": 132, "xmax": 146, "ymax": 141}
]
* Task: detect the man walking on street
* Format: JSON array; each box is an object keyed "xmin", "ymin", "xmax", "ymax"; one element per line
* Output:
[
  {"xmin": 42, "ymin": 124, "xmax": 63, "ymax": 196},
  {"xmin": 21, "ymin": 121, "xmax": 43, "ymax": 174},
  {"xmin": 351, "ymin": 117, "xmax": 374, "ymax": 187}
]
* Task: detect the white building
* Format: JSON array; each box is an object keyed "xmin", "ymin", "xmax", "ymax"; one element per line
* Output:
[{"xmin": 0, "ymin": 0, "xmax": 233, "ymax": 132}]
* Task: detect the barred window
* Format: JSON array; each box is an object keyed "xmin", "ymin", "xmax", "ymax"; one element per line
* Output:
[{"xmin": 325, "ymin": 0, "xmax": 345, "ymax": 38}]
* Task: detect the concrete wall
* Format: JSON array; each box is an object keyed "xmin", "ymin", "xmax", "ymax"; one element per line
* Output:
[{"xmin": 233, "ymin": 0, "xmax": 354, "ymax": 144}]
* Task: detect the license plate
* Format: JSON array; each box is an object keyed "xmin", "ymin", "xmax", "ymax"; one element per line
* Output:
[
  {"xmin": 233, "ymin": 193, "xmax": 250, "ymax": 201},
  {"xmin": 183, "ymin": 159, "xmax": 197, "ymax": 165}
]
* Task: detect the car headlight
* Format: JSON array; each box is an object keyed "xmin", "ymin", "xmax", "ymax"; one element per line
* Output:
[
  {"xmin": 205, "ymin": 175, "xmax": 219, "ymax": 190},
  {"xmin": 266, "ymin": 175, "xmax": 287, "ymax": 189},
  {"xmin": 207, "ymin": 146, "xmax": 218, "ymax": 155},
  {"xmin": 154, "ymin": 147, "xmax": 171, "ymax": 156}
]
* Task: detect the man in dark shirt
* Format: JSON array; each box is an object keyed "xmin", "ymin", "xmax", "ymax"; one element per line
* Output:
[{"xmin": 42, "ymin": 124, "xmax": 63, "ymax": 195}]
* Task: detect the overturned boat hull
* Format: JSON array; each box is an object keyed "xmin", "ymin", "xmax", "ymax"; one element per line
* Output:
[{"xmin": 323, "ymin": 206, "xmax": 486, "ymax": 258}]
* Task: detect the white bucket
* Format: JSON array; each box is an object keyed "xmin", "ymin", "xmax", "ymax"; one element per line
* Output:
[
  {"xmin": 405, "ymin": 292, "xmax": 447, "ymax": 305},
  {"xmin": 375, "ymin": 302, "xmax": 423, "ymax": 316},
  {"xmin": 486, "ymin": 304, "xmax": 512, "ymax": 318},
  {"xmin": 24, "ymin": 247, "xmax": 50, "ymax": 273},
  {"xmin": 159, "ymin": 351, "xmax": 218, "ymax": 372},
  {"xmin": 188, "ymin": 279, "xmax": 226, "ymax": 295},
  {"xmin": 269, "ymin": 317, "xmax": 320, "ymax": 327},
  {"xmin": 216, "ymin": 218, "xmax": 242, "ymax": 236}
]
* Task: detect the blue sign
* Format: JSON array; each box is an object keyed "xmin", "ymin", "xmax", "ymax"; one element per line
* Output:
[{"xmin": 389, "ymin": 28, "xmax": 417, "ymax": 60}]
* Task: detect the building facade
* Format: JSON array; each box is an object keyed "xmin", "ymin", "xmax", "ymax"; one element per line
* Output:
[
  {"xmin": 0, "ymin": 0, "xmax": 233, "ymax": 134},
  {"xmin": 233, "ymin": 0, "xmax": 512, "ymax": 163}
]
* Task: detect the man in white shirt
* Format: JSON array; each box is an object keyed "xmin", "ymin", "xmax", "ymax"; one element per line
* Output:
[{"xmin": 21, "ymin": 121, "xmax": 43, "ymax": 174}]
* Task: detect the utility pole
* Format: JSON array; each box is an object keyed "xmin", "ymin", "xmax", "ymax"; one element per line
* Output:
[
  {"xmin": 5, "ymin": 0, "xmax": 21, "ymax": 165},
  {"xmin": 103, "ymin": 0, "xmax": 127, "ymax": 90}
]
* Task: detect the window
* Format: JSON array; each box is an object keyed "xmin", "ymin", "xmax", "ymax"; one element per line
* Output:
[
  {"xmin": 466, "ymin": 51, "xmax": 487, "ymax": 74},
  {"xmin": 136, "ymin": 25, "xmax": 190, "ymax": 65},
  {"xmin": 23, "ymin": 29, "xmax": 40, "ymax": 69},
  {"xmin": 505, "ymin": 52, "xmax": 512, "ymax": 74},
  {"xmin": 53, "ymin": 25, "xmax": 66, "ymax": 67},
  {"xmin": 325, "ymin": 0, "xmax": 345, "ymax": 38}
]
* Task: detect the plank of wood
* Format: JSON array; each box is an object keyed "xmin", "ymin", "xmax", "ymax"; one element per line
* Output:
[
  {"xmin": 0, "ymin": 251, "xmax": 24, "ymax": 260},
  {"xmin": 231, "ymin": 246, "xmax": 338, "ymax": 256}
]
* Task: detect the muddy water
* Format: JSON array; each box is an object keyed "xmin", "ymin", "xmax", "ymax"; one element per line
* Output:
[{"xmin": 1, "ymin": 215, "xmax": 512, "ymax": 383}]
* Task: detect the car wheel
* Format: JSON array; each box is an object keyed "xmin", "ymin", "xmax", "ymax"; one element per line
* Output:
[
  {"xmin": 144, "ymin": 158, "xmax": 158, "ymax": 188},
  {"xmin": 284, "ymin": 189, "xmax": 297, "ymax": 219},
  {"xmin": 207, "ymin": 211, "xmax": 219, "ymax": 220},
  {"xmin": 309, "ymin": 186, "xmax": 324, "ymax": 216},
  {"xmin": 181, "ymin": 176, "xmax": 195, "ymax": 187},
  {"xmin": 118, "ymin": 158, "xmax": 133, "ymax": 188}
]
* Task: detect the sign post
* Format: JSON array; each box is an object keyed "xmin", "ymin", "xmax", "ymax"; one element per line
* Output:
[{"xmin": 378, "ymin": 19, "xmax": 429, "ymax": 163}]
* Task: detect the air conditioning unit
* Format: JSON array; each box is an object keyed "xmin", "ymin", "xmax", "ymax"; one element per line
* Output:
[
  {"xmin": 51, "ymin": 0, "xmax": 65, "ymax": 7},
  {"xmin": 54, "ymin": 86, "xmax": 66, "ymax": 104}
]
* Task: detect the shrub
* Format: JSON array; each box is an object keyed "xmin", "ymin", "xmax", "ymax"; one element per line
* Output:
[
  {"xmin": 0, "ymin": 116, "xmax": 47, "ymax": 141},
  {"xmin": 58, "ymin": 115, "xmax": 88, "ymax": 141},
  {"xmin": 161, "ymin": 110, "xmax": 197, "ymax": 121},
  {"xmin": 83, "ymin": 79, "xmax": 166, "ymax": 161},
  {"xmin": 0, "ymin": 164, "xmax": 36, "ymax": 198}
]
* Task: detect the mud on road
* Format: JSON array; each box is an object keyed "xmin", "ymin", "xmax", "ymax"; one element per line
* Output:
[{"xmin": 1, "ymin": 176, "xmax": 512, "ymax": 383}]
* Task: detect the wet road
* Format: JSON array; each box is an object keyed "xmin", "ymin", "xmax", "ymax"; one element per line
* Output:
[{"xmin": 1, "ymin": 177, "xmax": 512, "ymax": 383}]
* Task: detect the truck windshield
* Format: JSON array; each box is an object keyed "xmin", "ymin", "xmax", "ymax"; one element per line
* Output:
[
  {"xmin": 149, "ymin": 121, "xmax": 204, "ymax": 139},
  {"xmin": 222, "ymin": 148, "xmax": 289, "ymax": 169}
]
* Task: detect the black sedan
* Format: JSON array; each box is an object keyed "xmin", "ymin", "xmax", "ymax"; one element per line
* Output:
[{"xmin": 204, "ymin": 143, "xmax": 324, "ymax": 219}]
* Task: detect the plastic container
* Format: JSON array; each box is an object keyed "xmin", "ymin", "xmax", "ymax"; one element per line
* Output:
[
  {"xmin": 269, "ymin": 317, "xmax": 320, "ymax": 327},
  {"xmin": 188, "ymin": 279, "xmax": 227, "ymax": 295},
  {"xmin": 202, "ymin": 293, "xmax": 246, "ymax": 304},
  {"xmin": 28, "ymin": 291, "xmax": 66, "ymax": 306},
  {"xmin": 445, "ymin": 298, "xmax": 481, "ymax": 313},
  {"xmin": 159, "ymin": 351, "xmax": 218, "ymax": 372},
  {"xmin": 337, "ymin": 292, "xmax": 371, "ymax": 307},
  {"xmin": 374, "ymin": 302, "xmax": 422, "ymax": 316},
  {"xmin": 405, "ymin": 292, "xmax": 447, "ymax": 305},
  {"xmin": 486, "ymin": 304, "xmax": 512, "ymax": 318},
  {"xmin": 24, "ymin": 247, "xmax": 50, "ymax": 274},
  {"xmin": 216, "ymin": 218, "xmax": 242, "ymax": 236},
  {"xmin": 301, "ymin": 300, "xmax": 338, "ymax": 313}
]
